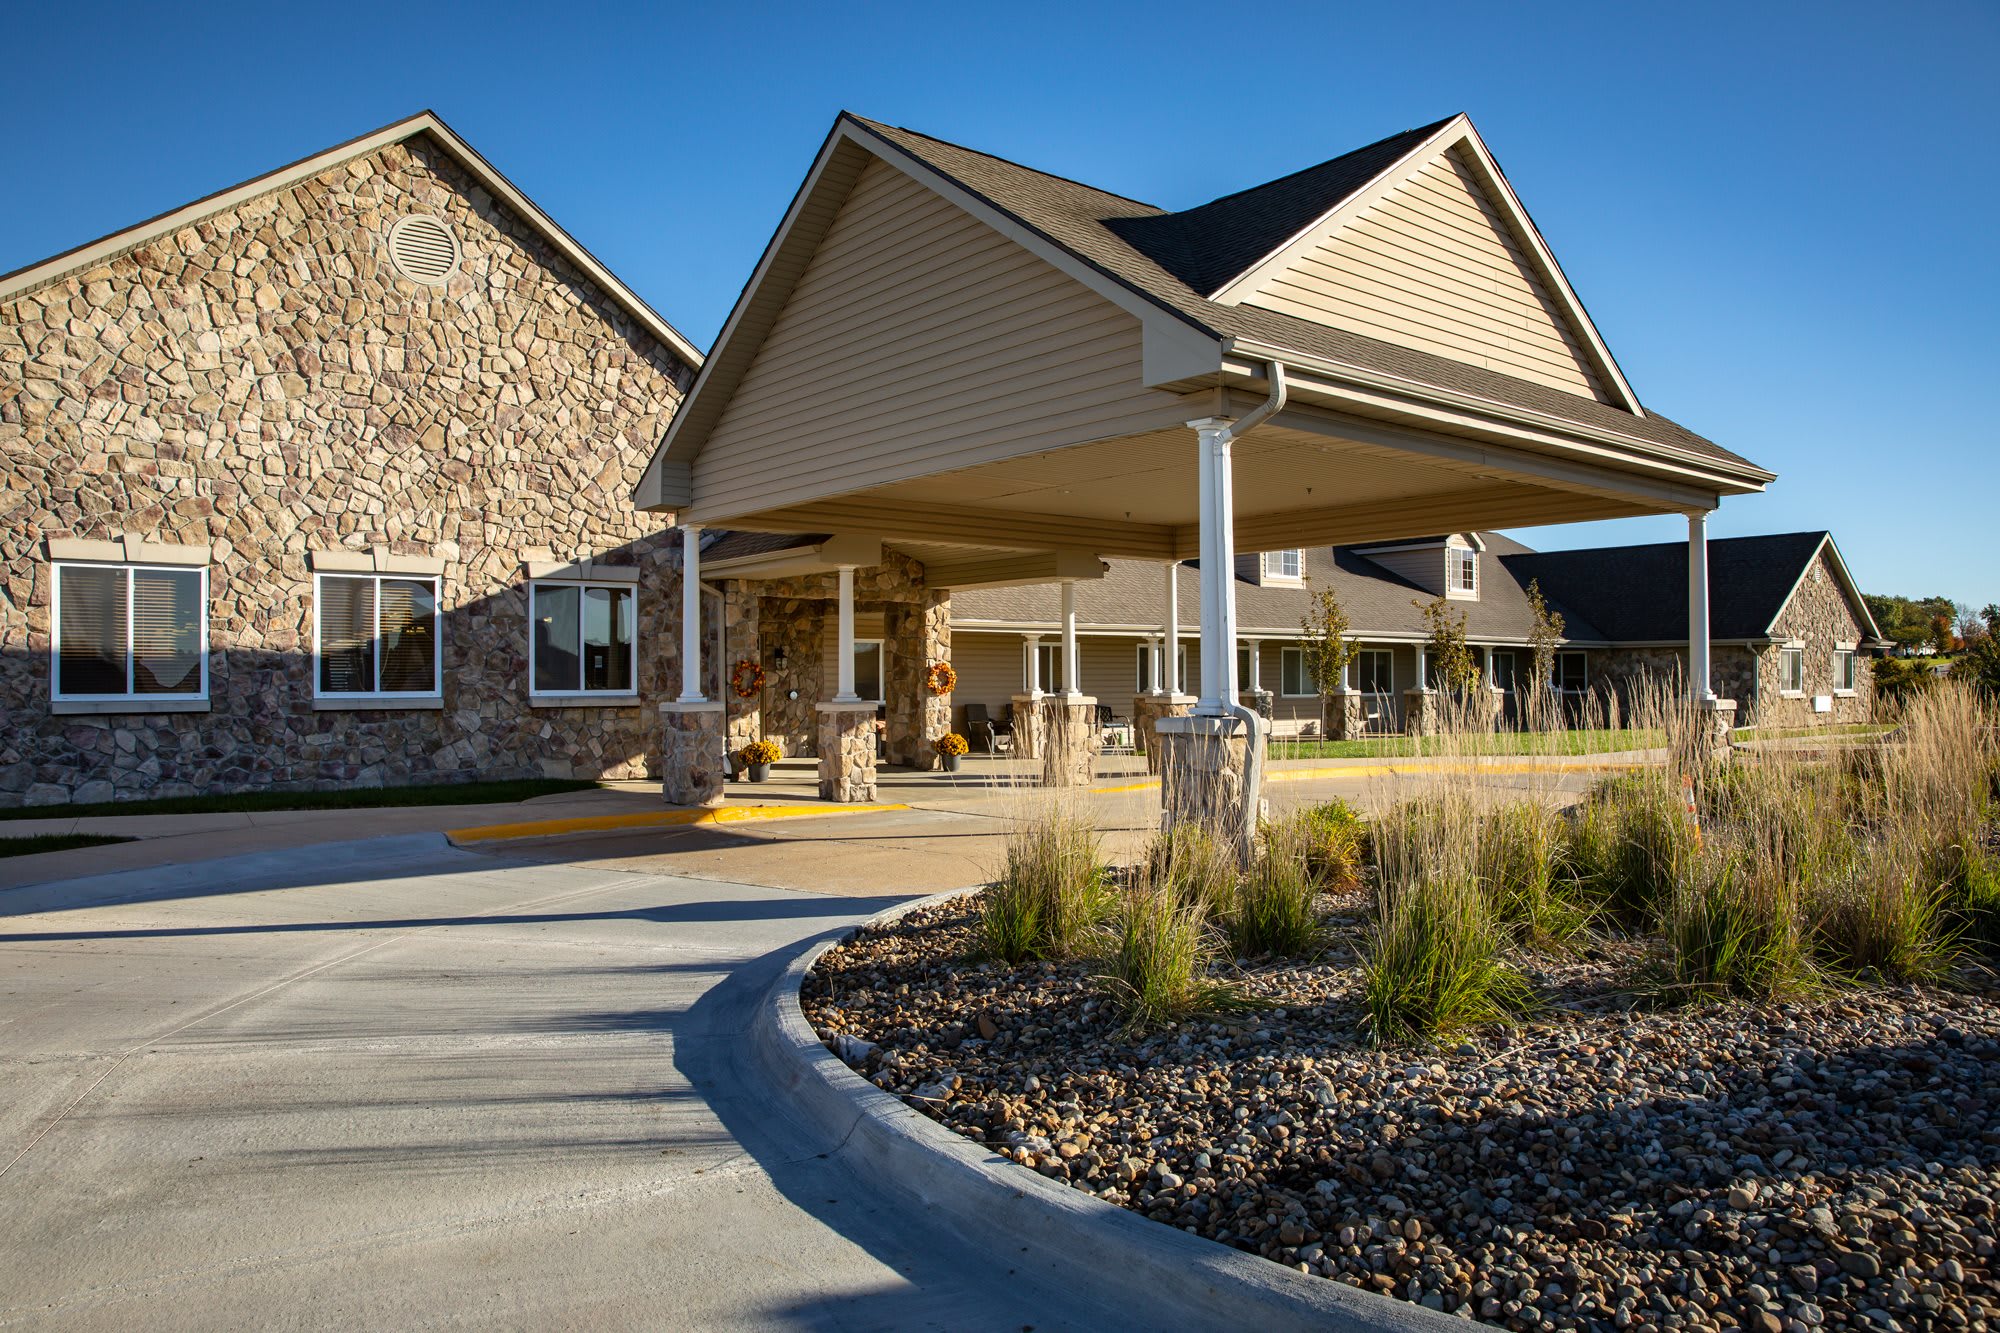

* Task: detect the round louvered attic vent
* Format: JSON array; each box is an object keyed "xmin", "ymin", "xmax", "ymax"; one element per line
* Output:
[{"xmin": 386, "ymin": 215, "xmax": 461, "ymax": 285}]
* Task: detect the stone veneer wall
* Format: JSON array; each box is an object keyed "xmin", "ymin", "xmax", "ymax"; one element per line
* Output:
[
  {"xmin": 0, "ymin": 137, "xmax": 694, "ymax": 806},
  {"xmin": 1748, "ymin": 548, "xmax": 1875, "ymax": 729}
]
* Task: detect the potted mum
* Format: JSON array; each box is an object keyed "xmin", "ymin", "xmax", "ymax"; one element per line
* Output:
[
  {"xmin": 933, "ymin": 732, "xmax": 969, "ymax": 773},
  {"xmin": 740, "ymin": 739, "xmax": 781, "ymax": 782}
]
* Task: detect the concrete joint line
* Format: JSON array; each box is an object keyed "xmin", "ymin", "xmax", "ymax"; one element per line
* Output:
[{"xmin": 754, "ymin": 890, "xmax": 1458, "ymax": 1332}]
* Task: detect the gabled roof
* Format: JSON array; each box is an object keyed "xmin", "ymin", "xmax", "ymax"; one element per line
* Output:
[
  {"xmin": 1502, "ymin": 532, "xmax": 1885, "ymax": 644},
  {"xmin": 0, "ymin": 111, "xmax": 702, "ymax": 369}
]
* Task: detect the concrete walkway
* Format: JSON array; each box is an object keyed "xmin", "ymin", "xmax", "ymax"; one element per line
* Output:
[{"xmin": 0, "ymin": 835, "xmax": 1114, "ymax": 1330}]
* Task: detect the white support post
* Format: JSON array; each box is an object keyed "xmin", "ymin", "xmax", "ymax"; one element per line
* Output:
[
  {"xmin": 1340, "ymin": 656, "xmax": 1354, "ymax": 692},
  {"xmin": 677, "ymin": 524, "xmax": 705, "ymax": 703},
  {"xmin": 1415, "ymin": 641, "xmax": 1429, "ymax": 693},
  {"xmin": 832, "ymin": 565, "xmax": 859, "ymax": 703},
  {"xmin": 1163, "ymin": 560, "xmax": 1181, "ymax": 695},
  {"xmin": 1024, "ymin": 634, "xmax": 1043, "ymax": 697},
  {"xmin": 1191, "ymin": 418, "xmax": 1240, "ymax": 716},
  {"xmin": 1245, "ymin": 638, "xmax": 1263, "ymax": 695},
  {"xmin": 1687, "ymin": 510, "xmax": 1715, "ymax": 703},
  {"xmin": 1059, "ymin": 579, "xmax": 1080, "ymax": 698},
  {"xmin": 1147, "ymin": 636, "xmax": 1164, "ymax": 696}
]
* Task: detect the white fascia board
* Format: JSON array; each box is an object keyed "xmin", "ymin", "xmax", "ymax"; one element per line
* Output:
[
  {"xmin": 0, "ymin": 112, "xmax": 702, "ymax": 371},
  {"xmin": 1209, "ymin": 115, "xmax": 1643, "ymax": 416}
]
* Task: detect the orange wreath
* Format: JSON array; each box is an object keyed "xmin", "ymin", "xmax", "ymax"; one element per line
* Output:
[
  {"xmin": 730, "ymin": 658, "xmax": 766, "ymax": 699},
  {"xmin": 924, "ymin": 661, "xmax": 957, "ymax": 695}
]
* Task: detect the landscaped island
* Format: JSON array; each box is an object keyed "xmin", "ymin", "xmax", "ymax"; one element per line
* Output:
[{"xmin": 805, "ymin": 687, "xmax": 2000, "ymax": 1332}]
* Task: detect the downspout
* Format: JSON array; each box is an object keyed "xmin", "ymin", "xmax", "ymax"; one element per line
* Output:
[{"xmin": 1213, "ymin": 362, "xmax": 1287, "ymax": 851}]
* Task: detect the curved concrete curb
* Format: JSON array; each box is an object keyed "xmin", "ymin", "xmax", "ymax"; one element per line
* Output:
[{"xmin": 755, "ymin": 891, "xmax": 1457, "ymax": 1332}]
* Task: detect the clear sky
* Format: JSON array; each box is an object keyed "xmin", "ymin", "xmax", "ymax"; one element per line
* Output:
[{"xmin": 5, "ymin": 1, "xmax": 1994, "ymax": 604}]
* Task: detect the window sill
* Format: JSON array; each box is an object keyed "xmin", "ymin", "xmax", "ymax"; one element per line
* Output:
[
  {"xmin": 529, "ymin": 693, "xmax": 641, "ymax": 709},
  {"xmin": 312, "ymin": 696, "xmax": 444, "ymax": 711},
  {"xmin": 52, "ymin": 697, "xmax": 209, "ymax": 716},
  {"xmin": 1834, "ymin": 689, "xmax": 1857, "ymax": 698},
  {"xmin": 1779, "ymin": 690, "xmax": 1806, "ymax": 700}
]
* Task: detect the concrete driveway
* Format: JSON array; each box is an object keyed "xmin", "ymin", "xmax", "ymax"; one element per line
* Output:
[{"xmin": 0, "ymin": 833, "xmax": 1097, "ymax": 1330}]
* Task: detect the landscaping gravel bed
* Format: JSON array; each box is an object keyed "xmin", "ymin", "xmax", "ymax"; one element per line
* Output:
[{"xmin": 803, "ymin": 895, "xmax": 2000, "ymax": 1333}]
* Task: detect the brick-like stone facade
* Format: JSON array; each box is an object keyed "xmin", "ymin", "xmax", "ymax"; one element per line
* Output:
[
  {"xmin": 660, "ymin": 702, "xmax": 726, "ymax": 807},
  {"xmin": 816, "ymin": 702, "xmax": 879, "ymax": 802},
  {"xmin": 1748, "ymin": 547, "xmax": 1875, "ymax": 728},
  {"xmin": 0, "ymin": 137, "xmax": 694, "ymax": 806}
]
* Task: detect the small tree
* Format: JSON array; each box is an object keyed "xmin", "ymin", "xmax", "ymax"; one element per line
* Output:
[
  {"xmin": 1524, "ymin": 578, "xmax": 1566, "ymax": 729},
  {"xmin": 1299, "ymin": 583, "xmax": 1355, "ymax": 709},
  {"xmin": 1416, "ymin": 596, "xmax": 1480, "ymax": 695}
]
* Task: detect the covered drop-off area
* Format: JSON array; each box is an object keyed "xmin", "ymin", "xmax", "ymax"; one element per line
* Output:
[{"xmin": 635, "ymin": 112, "xmax": 1774, "ymax": 842}]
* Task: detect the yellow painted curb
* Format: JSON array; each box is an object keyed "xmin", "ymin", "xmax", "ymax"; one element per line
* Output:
[{"xmin": 447, "ymin": 802, "xmax": 910, "ymax": 845}]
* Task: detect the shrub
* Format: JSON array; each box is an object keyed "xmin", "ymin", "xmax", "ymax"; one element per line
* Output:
[
  {"xmin": 1229, "ymin": 820, "xmax": 1322, "ymax": 957},
  {"xmin": 1479, "ymin": 801, "xmax": 1587, "ymax": 949},
  {"xmin": 1099, "ymin": 883, "xmax": 1241, "ymax": 1028},
  {"xmin": 1661, "ymin": 854, "xmax": 1808, "ymax": 1002},
  {"xmin": 980, "ymin": 804, "xmax": 1111, "ymax": 964},
  {"xmin": 1144, "ymin": 822, "xmax": 1239, "ymax": 917},
  {"xmin": 1292, "ymin": 799, "xmax": 1367, "ymax": 889}
]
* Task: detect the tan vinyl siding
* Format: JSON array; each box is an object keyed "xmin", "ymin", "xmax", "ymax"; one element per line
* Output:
[
  {"xmin": 820, "ymin": 612, "xmax": 887, "ymax": 697},
  {"xmin": 1243, "ymin": 147, "xmax": 1610, "ymax": 402},
  {"xmin": 1358, "ymin": 545, "xmax": 1448, "ymax": 596},
  {"xmin": 950, "ymin": 632, "xmax": 1031, "ymax": 722},
  {"xmin": 694, "ymin": 157, "xmax": 1184, "ymax": 522}
]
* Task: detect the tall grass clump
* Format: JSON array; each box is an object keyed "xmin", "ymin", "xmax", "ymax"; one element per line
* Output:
[
  {"xmin": 1292, "ymin": 798, "xmax": 1368, "ymax": 889},
  {"xmin": 1660, "ymin": 853, "xmax": 1809, "ymax": 1001},
  {"xmin": 1144, "ymin": 821, "xmax": 1240, "ymax": 917},
  {"xmin": 1479, "ymin": 800, "xmax": 1587, "ymax": 949},
  {"xmin": 1567, "ymin": 775, "xmax": 1701, "ymax": 928},
  {"xmin": 980, "ymin": 801, "xmax": 1112, "ymax": 964},
  {"xmin": 1099, "ymin": 881, "xmax": 1242, "ymax": 1028},
  {"xmin": 1228, "ymin": 816, "xmax": 1323, "ymax": 958}
]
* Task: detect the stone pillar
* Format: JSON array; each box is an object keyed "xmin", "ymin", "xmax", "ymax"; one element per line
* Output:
[
  {"xmin": 1327, "ymin": 688, "xmax": 1365, "ymax": 740},
  {"xmin": 1156, "ymin": 712, "xmax": 1268, "ymax": 857},
  {"xmin": 817, "ymin": 702, "xmax": 880, "ymax": 802},
  {"xmin": 1133, "ymin": 693, "xmax": 1197, "ymax": 773},
  {"xmin": 1011, "ymin": 692, "xmax": 1047, "ymax": 760},
  {"xmin": 661, "ymin": 701, "xmax": 726, "ymax": 807},
  {"xmin": 1039, "ymin": 695, "xmax": 1095, "ymax": 788},
  {"xmin": 723, "ymin": 582, "xmax": 762, "ymax": 763},
  {"xmin": 886, "ymin": 590, "xmax": 950, "ymax": 769},
  {"xmin": 1698, "ymin": 697, "xmax": 1738, "ymax": 754},
  {"xmin": 1404, "ymin": 689, "xmax": 1439, "ymax": 738}
]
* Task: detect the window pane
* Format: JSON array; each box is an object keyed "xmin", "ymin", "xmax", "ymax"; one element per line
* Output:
[
  {"xmin": 318, "ymin": 577, "xmax": 375, "ymax": 693},
  {"xmin": 378, "ymin": 579, "xmax": 437, "ymax": 693},
  {"xmin": 132, "ymin": 569, "xmax": 203, "ymax": 695},
  {"xmin": 854, "ymin": 642, "xmax": 883, "ymax": 701},
  {"xmin": 1037, "ymin": 644, "xmax": 1060, "ymax": 691},
  {"xmin": 1135, "ymin": 643, "xmax": 1152, "ymax": 692},
  {"xmin": 583, "ymin": 586, "xmax": 633, "ymax": 691},
  {"xmin": 57, "ymin": 565, "xmax": 128, "ymax": 696},
  {"xmin": 1491, "ymin": 651, "xmax": 1517, "ymax": 691},
  {"xmin": 534, "ymin": 584, "xmax": 580, "ymax": 693}
]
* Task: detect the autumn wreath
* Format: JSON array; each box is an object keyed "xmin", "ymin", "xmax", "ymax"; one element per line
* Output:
[
  {"xmin": 730, "ymin": 658, "xmax": 766, "ymax": 699},
  {"xmin": 924, "ymin": 661, "xmax": 957, "ymax": 695}
]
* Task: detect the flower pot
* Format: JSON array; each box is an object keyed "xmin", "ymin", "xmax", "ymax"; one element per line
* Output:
[
  {"xmin": 748, "ymin": 763, "xmax": 770, "ymax": 783},
  {"xmin": 942, "ymin": 754, "xmax": 962, "ymax": 773}
]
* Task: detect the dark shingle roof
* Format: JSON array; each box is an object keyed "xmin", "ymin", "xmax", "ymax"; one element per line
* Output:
[
  {"xmin": 1502, "ymin": 532, "xmax": 1831, "ymax": 642},
  {"xmin": 849, "ymin": 115, "xmax": 1763, "ymax": 477},
  {"xmin": 701, "ymin": 530, "xmax": 824, "ymax": 562}
]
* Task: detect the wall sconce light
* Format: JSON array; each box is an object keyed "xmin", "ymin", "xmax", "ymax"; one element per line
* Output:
[{"xmin": 772, "ymin": 646, "xmax": 788, "ymax": 671}]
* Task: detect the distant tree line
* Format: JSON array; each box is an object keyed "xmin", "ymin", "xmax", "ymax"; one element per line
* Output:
[{"xmin": 1869, "ymin": 595, "xmax": 2000, "ymax": 701}]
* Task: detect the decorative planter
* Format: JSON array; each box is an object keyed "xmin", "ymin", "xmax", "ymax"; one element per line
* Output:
[
  {"xmin": 748, "ymin": 763, "xmax": 771, "ymax": 783},
  {"xmin": 942, "ymin": 754, "xmax": 962, "ymax": 774}
]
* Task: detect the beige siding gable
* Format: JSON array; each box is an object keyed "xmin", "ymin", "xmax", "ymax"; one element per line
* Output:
[
  {"xmin": 1237, "ymin": 146, "xmax": 1612, "ymax": 403},
  {"xmin": 692, "ymin": 156, "xmax": 1183, "ymax": 523}
]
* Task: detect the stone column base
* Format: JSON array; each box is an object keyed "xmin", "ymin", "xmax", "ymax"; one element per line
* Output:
[
  {"xmin": 1039, "ymin": 695, "xmax": 1096, "ymax": 788},
  {"xmin": 1010, "ymin": 692, "xmax": 1047, "ymax": 760},
  {"xmin": 1698, "ymin": 697, "xmax": 1739, "ymax": 756},
  {"xmin": 1133, "ymin": 693, "xmax": 1197, "ymax": 773},
  {"xmin": 1403, "ymin": 689, "xmax": 1439, "ymax": 737},
  {"xmin": 661, "ymin": 701, "xmax": 727, "ymax": 808},
  {"xmin": 1156, "ymin": 712, "xmax": 1269, "ymax": 855},
  {"xmin": 817, "ymin": 702, "xmax": 880, "ymax": 802},
  {"xmin": 1328, "ymin": 689, "xmax": 1365, "ymax": 741}
]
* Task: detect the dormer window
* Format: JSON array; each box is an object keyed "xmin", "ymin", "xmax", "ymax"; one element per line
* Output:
[
  {"xmin": 1448, "ymin": 547, "xmax": 1478, "ymax": 598},
  {"xmin": 1263, "ymin": 549, "xmax": 1303, "ymax": 582}
]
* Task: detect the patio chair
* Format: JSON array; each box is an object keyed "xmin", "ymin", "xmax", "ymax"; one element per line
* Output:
[{"xmin": 963, "ymin": 703, "xmax": 1010, "ymax": 755}]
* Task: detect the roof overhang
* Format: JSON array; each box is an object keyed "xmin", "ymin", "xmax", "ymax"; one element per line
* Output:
[
  {"xmin": 0, "ymin": 111, "xmax": 703, "ymax": 370},
  {"xmin": 703, "ymin": 533, "xmax": 881, "ymax": 578}
]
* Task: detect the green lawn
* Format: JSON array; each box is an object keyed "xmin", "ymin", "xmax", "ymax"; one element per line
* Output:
[
  {"xmin": 0, "ymin": 833, "xmax": 138, "ymax": 858},
  {"xmin": 1268, "ymin": 728, "xmax": 1663, "ymax": 761},
  {"xmin": 1733, "ymin": 723, "xmax": 1895, "ymax": 742},
  {"xmin": 0, "ymin": 778, "xmax": 601, "ymax": 823}
]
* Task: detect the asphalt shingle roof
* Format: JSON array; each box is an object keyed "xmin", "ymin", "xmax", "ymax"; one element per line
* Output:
[
  {"xmin": 851, "ymin": 115, "xmax": 1762, "ymax": 476},
  {"xmin": 1502, "ymin": 532, "xmax": 1831, "ymax": 642}
]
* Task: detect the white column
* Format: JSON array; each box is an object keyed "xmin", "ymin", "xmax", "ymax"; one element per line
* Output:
[
  {"xmin": 1059, "ymin": 579, "xmax": 1080, "ymax": 697},
  {"xmin": 1191, "ymin": 418, "xmax": 1239, "ymax": 716},
  {"xmin": 1340, "ymin": 655, "xmax": 1354, "ymax": 692},
  {"xmin": 1146, "ymin": 636, "xmax": 1164, "ymax": 696},
  {"xmin": 1688, "ymin": 510, "xmax": 1715, "ymax": 703},
  {"xmin": 831, "ymin": 565, "xmax": 859, "ymax": 703},
  {"xmin": 1484, "ymin": 646, "xmax": 1496, "ymax": 689},
  {"xmin": 1163, "ymin": 560, "xmax": 1181, "ymax": 695},
  {"xmin": 1024, "ymin": 634, "xmax": 1043, "ymax": 697},
  {"xmin": 1415, "ymin": 641, "xmax": 1429, "ymax": 693},
  {"xmin": 678, "ymin": 523, "xmax": 705, "ymax": 703},
  {"xmin": 1245, "ymin": 638, "xmax": 1263, "ymax": 695}
]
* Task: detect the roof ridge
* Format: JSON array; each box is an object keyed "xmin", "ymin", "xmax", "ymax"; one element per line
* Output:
[
  {"xmin": 843, "ymin": 113, "xmax": 1164, "ymax": 215},
  {"xmin": 1169, "ymin": 114, "xmax": 1460, "ymax": 217}
]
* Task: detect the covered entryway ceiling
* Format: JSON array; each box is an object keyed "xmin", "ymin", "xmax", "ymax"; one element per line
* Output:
[{"xmin": 639, "ymin": 111, "xmax": 1773, "ymax": 580}]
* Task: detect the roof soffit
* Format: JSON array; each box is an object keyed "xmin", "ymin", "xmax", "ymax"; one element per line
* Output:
[{"xmin": 1207, "ymin": 116, "xmax": 1644, "ymax": 416}]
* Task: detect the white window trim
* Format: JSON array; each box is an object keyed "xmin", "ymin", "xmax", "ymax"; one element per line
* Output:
[
  {"xmin": 1136, "ymin": 643, "xmax": 1190, "ymax": 692},
  {"xmin": 50, "ymin": 560, "xmax": 211, "ymax": 713},
  {"xmin": 1556, "ymin": 649, "xmax": 1589, "ymax": 694},
  {"xmin": 853, "ymin": 637, "xmax": 887, "ymax": 704},
  {"xmin": 1262, "ymin": 549, "xmax": 1303, "ymax": 584},
  {"xmin": 1353, "ymin": 649, "xmax": 1395, "ymax": 697},
  {"xmin": 1447, "ymin": 547, "xmax": 1479, "ymax": 599},
  {"xmin": 1778, "ymin": 642, "xmax": 1806, "ymax": 698},
  {"xmin": 312, "ymin": 570, "xmax": 444, "ymax": 709},
  {"xmin": 1831, "ymin": 646, "xmax": 1858, "ymax": 697},
  {"xmin": 527, "ymin": 579, "xmax": 640, "ymax": 705},
  {"xmin": 1279, "ymin": 645, "xmax": 1317, "ymax": 697}
]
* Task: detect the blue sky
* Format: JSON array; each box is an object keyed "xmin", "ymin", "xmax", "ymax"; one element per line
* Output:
[{"xmin": 5, "ymin": 1, "xmax": 1994, "ymax": 604}]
